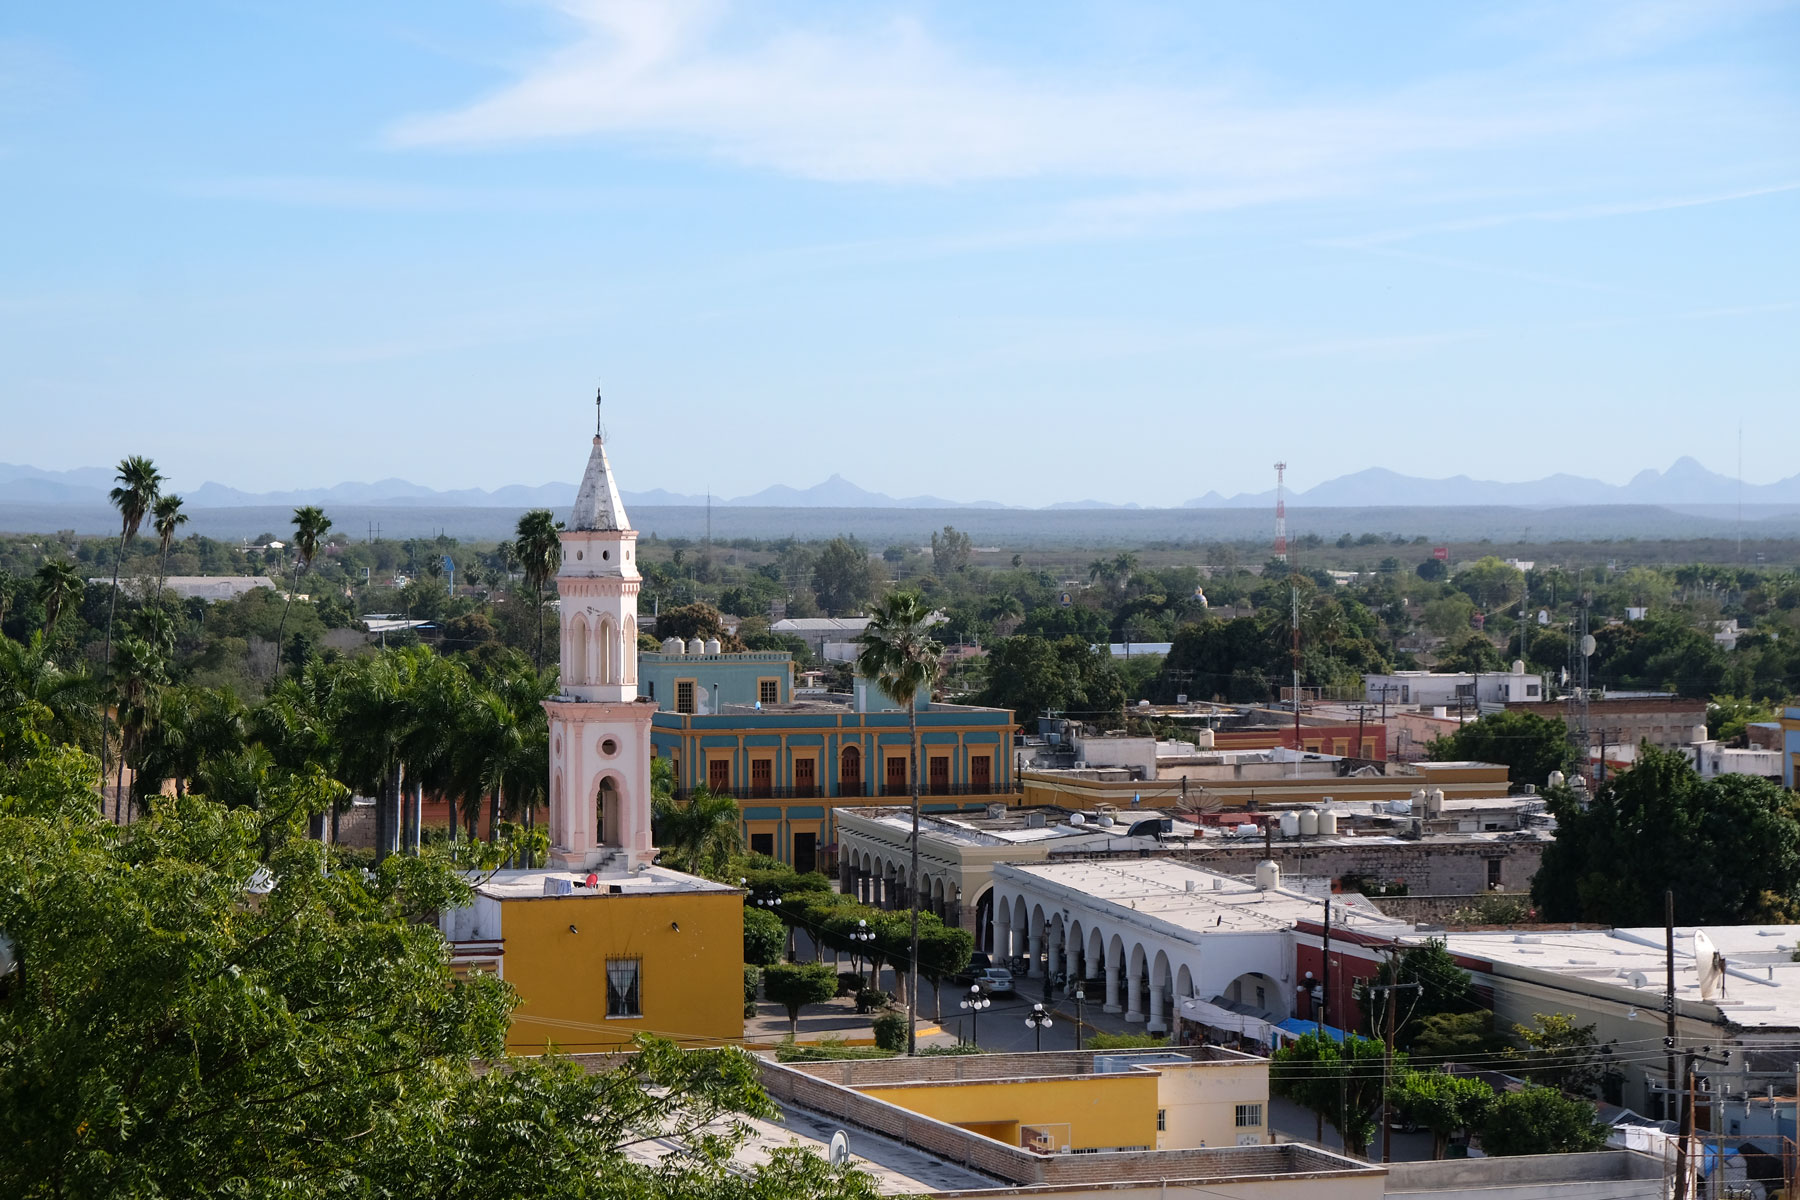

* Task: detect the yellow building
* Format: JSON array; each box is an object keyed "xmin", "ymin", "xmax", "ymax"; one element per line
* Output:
[
  {"xmin": 441, "ymin": 867, "xmax": 745, "ymax": 1053},
  {"xmin": 844, "ymin": 1048, "xmax": 1269, "ymax": 1152}
]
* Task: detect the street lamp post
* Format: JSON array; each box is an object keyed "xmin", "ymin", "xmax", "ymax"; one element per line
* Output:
[
  {"xmin": 961, "ymin": 984, "xmax": 990, "ymax": 1046},
  {"xmin": 1073, "ymin": 986, "xmax": 1086, "ymax": 1052},
  {"xmin": 850, "ymin": 918, "xmax": 875, "ymax": 979},
  {"xmin": 1025, "ymin": 1002, "xmax": 1054, "ymax": 1053}
]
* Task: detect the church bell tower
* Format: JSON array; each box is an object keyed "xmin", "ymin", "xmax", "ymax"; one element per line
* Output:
[{"xmin": 544, "ymin": 392, "xmax": 655, "ymax": 872}]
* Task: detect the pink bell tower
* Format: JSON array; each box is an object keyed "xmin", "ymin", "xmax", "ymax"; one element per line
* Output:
[{"xmin": 545, "ymin": 390, "xmax": 655, "ymax": 872}]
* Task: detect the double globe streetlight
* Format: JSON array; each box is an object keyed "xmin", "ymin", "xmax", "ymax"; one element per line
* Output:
[
  {"xmin": 849, "ymin": 918, "xmax": 875, "ymax": 979},
  {"xmin": 1025, "ymin": 1002, "xmax": 1054, "ymax": 1052},
  {"xmin": 961, "ymin": 984, "xmax": 991, "ymax": 1046}
]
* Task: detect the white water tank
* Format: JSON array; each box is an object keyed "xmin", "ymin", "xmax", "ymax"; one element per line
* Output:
[
  {"xmin": 1279, "ymin": 811, "xmax": 1300, "ymax": 839},
  {"xmin": 662, "ymin": 637, "xmax": 685, "ymax": 655},
  {"xmin": 1548, "ymin": 770, "xmax": 1566, "ymax": 789},
  {"xmin": 1299, "ymin": 809, "xmax": 1319, "ymax": 837},
  {"xmin": 687, "ymin": 637, "xmax": 705, "ymax": 655},
  {"xmin": 1410, "ymin": 788, "xmax": 1427, "ymax": 815},
  {"xmin": 1255, "ymin": 860, "xmax": 1281, "ymax": 891},
  {"xmin": 1426, "ymin": 788, "xmax": 1445, "ymax": 817},
  {"xmin": 1318, "ymin": 810, "xmax": 1339, "ymax": 836}
]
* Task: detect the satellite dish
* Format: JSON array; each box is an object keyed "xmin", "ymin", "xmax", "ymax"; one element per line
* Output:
[
  {"xmin": 1695, "ymin": 931, "xmax": 1726, "ymax": 1002},
  {"xmin": 1070, "ymin": 812, "xmax": 1086, "ymax": 826},
  {"xmin": 829, "ymin": 1130, "xmax": 850, "ymax": 1169},
  {"xmin": 1580, "ymin": 634, "xmax": 1597, "ymax": 658},
  {"xmin": 1627, "ymin": 970, "xmax": 1648, "ymax": 989}
]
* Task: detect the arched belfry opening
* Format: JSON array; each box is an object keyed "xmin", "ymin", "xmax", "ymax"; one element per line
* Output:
[{"xmin": 597, "ymin": 776, "xmax": 622, "ymax": 848}]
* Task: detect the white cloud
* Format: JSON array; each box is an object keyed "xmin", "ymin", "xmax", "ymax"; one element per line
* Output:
[{"xmin": 387, "ymin": 0, "xmax": 1640, "ymax": 188}]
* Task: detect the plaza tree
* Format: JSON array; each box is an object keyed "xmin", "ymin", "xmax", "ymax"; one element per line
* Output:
[
  {"xmin": 762, "ymin": 962, "xmax": 839, "ymax": 1037},
  {"xmin": 1388, "ymin": 1070, "xmax": 1494, "ymax": 1159},
  {"xmin": 1479, "ymin": 1086, "xmax": 1609, "ymax": 1157},
  {"xmin": 1271, "ymin": 1032, "xmax": 1393, "ymax": 1159},
  {"xmin": 856, "ymin": 591, "xmax": 944, "ymax": 1053}
]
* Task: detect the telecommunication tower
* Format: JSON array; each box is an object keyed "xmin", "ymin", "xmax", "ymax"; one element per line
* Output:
[{"xmin": 1273, "ymin": 462, "xmax": 1289, "ymax": 563}]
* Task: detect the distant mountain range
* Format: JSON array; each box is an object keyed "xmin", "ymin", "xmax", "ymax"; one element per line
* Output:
[{"xmin": 4, "ymin": 457, "xmax": 1798, "ymax": 512}]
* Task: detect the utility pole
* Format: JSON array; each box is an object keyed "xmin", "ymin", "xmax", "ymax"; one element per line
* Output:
[
  {"xmin": 1666, "ymin": 889, "xmax": 1678, "ymax": 1121},
  {"xmin": 1291, "ymin": 582, "xmax": 1302, "ymax": 748}
]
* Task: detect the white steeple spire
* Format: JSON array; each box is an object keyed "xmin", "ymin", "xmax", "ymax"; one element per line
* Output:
[{"xmin": 571, "ymin": 387, "xmax": 630, "ymax": 532}]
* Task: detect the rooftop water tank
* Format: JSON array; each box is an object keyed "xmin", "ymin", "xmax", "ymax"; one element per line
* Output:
[
  {"xmin": 704, "ymin": 638, "xmax": 722, "ymax": 655},
  {"xmin": 662, "ymin": 637, "xmax": 685, "ymax": 655},
  {"xmin": 1254, "ymin": 860, "xmax": 1281, "ymax": 892},
  {"xmin": 1279, "ymin": 811, "xmax": 1300, "ymax": 839},
  {"xmin": 687, "ymin": 637, "xmax": 705, "ymax": 655},
  {"xmin": 1299, "ymin": 809, "xmax": 1318, "ymax": 837},
  {"xmin": 1318, "ymin": 810, "xmax": 1339, "ymax": 836},
  {"xmin": 1426, "ymin": 788, "xmax": 1445, "ymax": 817},
  {"xmin": 1410, "ymin": 788, "xmax": 1427, "ymax": 814},
  {"xmin": 1548, "ymin": 770, "xmax": 1566, "ymax": 789},
  {"xmin": 1512, "ymin": 659, "xmax": 1526, "ymax": 674}
]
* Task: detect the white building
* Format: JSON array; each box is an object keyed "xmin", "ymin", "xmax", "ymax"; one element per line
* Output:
[
  {"xmin": 1363, "ymin": 663, "xmax": 1545, "ymax": 712},
  {"xmin": 990, "ymin": 858, "xmax": 1405, "ymax": 1037}
]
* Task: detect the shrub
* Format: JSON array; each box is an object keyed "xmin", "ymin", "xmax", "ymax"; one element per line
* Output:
[
  {"xmin": 1447, "ymin": 895, "xmax": 1532, "ymax": 925},
  {"xmin": 918, "ymin": 1044, "xmax": 983, "ymax": 1056},
  {"xmin": 1480, "ymin": 1086, "xmax": 1609, "ymax": 1156},
  {"xmin": 775, "ymin": 1037, "xmax": 896, "ymax": 1062},
  {"xmin": 742, "ymin": 965, "xmax": 762, "ymax": 1018},
  {"xmin": 836, "ymin": 971, "xmax": 867, "ymax": 997},
  {"xmin": 854, "ymin": 988, "xmax": 891, "ymax": 1014},
  {"xmin": 872, "ymin": 1011, "xmax": 908, "ymax": 1052},
  {"xmin": 1087, "ymin": 1031, "xmax": 1168, "ymax": 1050}
]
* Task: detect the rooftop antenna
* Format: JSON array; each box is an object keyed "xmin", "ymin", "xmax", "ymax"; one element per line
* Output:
[
  {"xmin": 1273, "ymin": 462, "xmax": 1289, "ymax": 563},
  {"xmin": 1737, "ymin": 422, "xmax": 1744, "ymax": 563}
]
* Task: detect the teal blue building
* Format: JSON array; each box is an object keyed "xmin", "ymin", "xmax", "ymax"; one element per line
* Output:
[{"xmin": 638, "ymin": 649, "xmax": 793, "ymax": 714}]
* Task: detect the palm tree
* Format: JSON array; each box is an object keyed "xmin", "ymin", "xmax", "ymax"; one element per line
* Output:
[
  {"xmin": 151, "ymin": 494, "xmax": 188, "ymax": 608},
  {"xmin": 854, "ymin": 591, "xmax": 944, "ymax": 1055},
  {"xmin": 274, "ymin": 505, "xmax": 333, "ymax": 662},
  {"xmin": 0, "ymin": 630, "xmax": 100, "ymax": 753},
  {"xmin": 110, "ymin": 634, "xmax": 168, "ymax": 817},
  {"xmin": 514, "ymin": 509, "xmax": 564, "ymax": 671},
  {"xmin": 35, "ymin": 559, "xmax": 85, "ymax": 638},
  {"xmin": 103, "ymin": 455, "xmax": 164, "ymax": 799}
]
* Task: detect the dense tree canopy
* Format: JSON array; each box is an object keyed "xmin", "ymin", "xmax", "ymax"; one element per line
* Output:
[
  {"xmin": 1533, "ymin": 746, "xmax": 1800, "ymax": 925},
  {"xmin": 1427, "ymin": 710, "xmax": 1573, "ymax": 790}
]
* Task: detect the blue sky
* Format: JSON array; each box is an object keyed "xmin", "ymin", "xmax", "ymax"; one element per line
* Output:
[{"xmin": 3, "ymin": 1, "xmax": 1796, "ymax": 506}]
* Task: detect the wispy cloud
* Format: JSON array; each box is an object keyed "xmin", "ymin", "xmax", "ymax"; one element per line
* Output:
[
  {"xmin": 171, "ymin": 174, "xmax": 640, "ymax": 213},
  {"xmin": 1329, "ymin": 180, "xmax": 1800, "ymax": 248},
  {"xmin": 387, "ymin": 0, "xmax": 1645, "ymax": 189}
]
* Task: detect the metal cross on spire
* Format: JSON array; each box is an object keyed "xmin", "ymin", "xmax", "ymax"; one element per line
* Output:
[{"xmin": 595, "ymin": 385, "xmax": 604, "ymax": 438}]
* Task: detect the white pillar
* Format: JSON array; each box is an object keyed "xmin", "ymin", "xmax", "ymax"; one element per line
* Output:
[
  {"xmin": 1125, "ymin": 957, "xmax": 1145, "ymax": 1023},
  {"xmin": 1147, "ymin": 975, "xmax": 1167, "ymax": 1034},
  {"xmin": 1104, "ymin": 951, "xmax": 1122, "ymax": 1014},
  {"xmin": 1046, "ymin": 928, "xmax": 1062, "ymax": 983},
  {"xmin": 1027, "ymin": 926, "xmax": 1044, "ymax": 979}
]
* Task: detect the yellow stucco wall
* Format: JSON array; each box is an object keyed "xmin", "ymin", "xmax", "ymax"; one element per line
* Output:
[
  {"xmin": 1154, "ymin": 1061, "xmax": 1270, "ymax": 1149},
  {"xmin": 499, "ymin": 890, "xmax": 744, "ymax": 1052},
  {"xmin": 856, "ymin": 1074, "xmax": 1159, "ymax": 1151}
]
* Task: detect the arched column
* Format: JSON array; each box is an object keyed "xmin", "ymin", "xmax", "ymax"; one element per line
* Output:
[
  {"xmin": 1125, "ymin": 944, "xmax": 1147, "ymax": 1024},
  {"xmin": 1147, "ymin": 950, "xmax": 1171, "ymax": 1034},
  {"xmin": 1104, "ymin": 936, "xmax": 1123, "ymax": 1014},
  {"xmin": 1026, "ymin": 905, "xmax": 1044, "ymax": 979}
]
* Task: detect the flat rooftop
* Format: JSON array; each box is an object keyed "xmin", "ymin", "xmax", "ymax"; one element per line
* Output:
[
  {"xmin": 1404, "ymin": 924, "xmax": 1800, "ymax": 1030},
  {"xmin": 473, "ymin": 866, "xmax": 737, "ymax": 900},
  {"xmin": 1001, "ymin": 859, "xmax": 1405, "ymax": 937}
]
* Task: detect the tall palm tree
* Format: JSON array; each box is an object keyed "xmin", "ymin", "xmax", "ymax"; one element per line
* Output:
[
  {"xmin": 110, "ymin": 634, "xmax": 168, "ymax": 818},
  {"xmin": 151, "ymin": 494, "xmax": 188, "ymax": 608},
  {"xmin": 274, "ymin": 505, "xmax": 333, "ymax": 661},
  {"xmin": 35, "ymin": 559, "xmax": 85, "ymax": 638},
  {"xmin": 854, "ymin": 591, "xmax": 944, "ymax": 1055},
  {"xmin": 103, "ymin": 455, "xmax": 163, "ymax": 799},
  {"xmin": 513, "ymin": 509, "xmax": 564, "ymax": 671}
]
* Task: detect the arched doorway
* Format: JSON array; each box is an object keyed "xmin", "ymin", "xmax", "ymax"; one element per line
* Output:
[
  {"xmin": 597, "ymin": 777, "xmax": 621, "ymax": 848},
  {"xmin": 840, "ymin": 745, "xmax": 862, "ymax": 795}
]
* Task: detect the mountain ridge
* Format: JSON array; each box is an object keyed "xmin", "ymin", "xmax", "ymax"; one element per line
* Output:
[{"xmin": 4, "ymin": 457, "xmax": 1798, "ymax": 512}]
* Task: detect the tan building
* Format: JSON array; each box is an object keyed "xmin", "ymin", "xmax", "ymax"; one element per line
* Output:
[{"xmin": 1021, "ymin": 757, "xmax": 1509, "ymax": 812}]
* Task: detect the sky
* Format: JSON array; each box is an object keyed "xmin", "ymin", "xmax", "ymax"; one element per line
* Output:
[{"xmin": 3, "ymin": 0, "xmax": 1797, "ymax": 507}]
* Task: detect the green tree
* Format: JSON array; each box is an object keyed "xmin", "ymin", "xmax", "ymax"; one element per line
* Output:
[
  {"xmin": 1422, "ymin": 594, "xmax": 1476, "ymax": 638},
  {"xmin": 0, "ymin": 749, "xmax": 877, "ymax": 1198},
  {"xmin": 1388, "ymin": 1070, "xmax": 1494, "ymax": 1159},
  {"xmin": 855, "ymin": 592, "xmax": 943, "ymax": 1054},
  {"xmin": 1410, "ymin": 1011, "xmax": 1509, "ymax": 1061},
  {"xmin": 1434, "ymin": 634, "xmax": 1506, "ymax": 673},
  {"xmin": 0, "ymin": 633, "xmax": 99, "ymax": 760},
  {"xmin": 915, "ymin": 919, "xmax": 976, "ymax": 1021},
  {"xmin": 1270, "ymin": 1032, "xmax": 1393, "ymax": 1158},
  {"xmin": 1415, "ymin": 558, "xmax": 1449, "ymax": 583},
  {"xmin": 744, "ymin": 905, "xmax": 786, "ymax": 967},
  {"xmin": 1708, "ymin": 694, "xmax": 1775, "ymax": 744},
  {"xmin": 1427, "ymin": 710, "xmax": 1573, "ymax": 790},
  {"xmin": 812, "ymin": 537, "xmax": 878, "ymax": 616},
  {"xmin": 274, "ymin": 505, "xmax": 333, "ymax": 663},
  {"xmin": 1454, "ymin": 556, "xmax": 1526, "ymax": 610},
  {"xmin": 150, "ymin": 494, "xmax": 187, "ymax": 609},
  {"xmin": 979, "ymin": 635, "xmax": 1125, "ymax": 724},
  {"xmin": 102, "ymin": 455, "xmax": 164, "ymax": 795},
  {"xmin": 514, "ymin": 509, "xmax": 564, "ymax": 671},
  {"xmin": 1356, "ymin": 940, "xmax": 1476, "ymax": 1049},
  {"xmin": 1533, "ymin": 746, "xmax": 1800, "ymax": 925},
  {"xmin": 930, "ymin": 526, "xmax": 972, "ymax": 574},
  {"xmin": 762, "ymin": 962, "xmax": 839, "ymax": 1037},
  {"xmin": 1510, "ymin": 1013, "xmax": 1605, "ymax": 1097},
  {"xmin": 1479, "ymin": 1086, "xmax": 1609, "ymax": 1156},
  {"xmin": 651, "ymin": 601, "xmax": 744, "ymax": 649}
]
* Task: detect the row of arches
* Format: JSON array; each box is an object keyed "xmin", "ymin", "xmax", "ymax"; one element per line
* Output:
[
  {"xmin": 838, "ymin": 849, "xmax": 974, "ymax": 940},
  {"xmin": 565, "ymin": 612, "xmax": 637, "ymax": 687},
  {"xmin": 991, "ymin": 891, "xmax": 1289, "ymax": 1035}
]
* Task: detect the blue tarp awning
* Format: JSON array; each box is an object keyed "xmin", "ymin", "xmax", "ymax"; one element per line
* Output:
[{"xmin": 1275, "ymin": 1018, "xmax": 1349, "ymax": 1043}]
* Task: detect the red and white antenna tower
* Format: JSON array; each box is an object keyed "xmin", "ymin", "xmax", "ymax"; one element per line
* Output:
[{"xmin": 1273, "ymin": 462, "xmax": 1288, "ymax": 563}]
